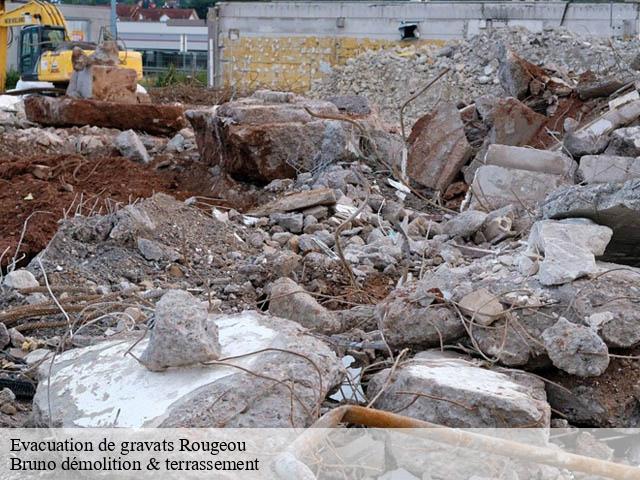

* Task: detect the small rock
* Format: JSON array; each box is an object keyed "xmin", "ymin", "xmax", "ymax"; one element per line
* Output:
[
  {"xmin": 140, "ymin": 290, "xmax": 221, "ymax": 371},
  {"xmin": 115, "ymin": 129, "xmax": 150, "ymax": 163},
  {"xmin": 137, "ymin": 238, "xmax": 179, "ymax": 262},
  {"xmin": 269, "ymin": 278, "xmax": 340, "ymax": 333},
  {"xmin": 0, "ymin": 387, "xmax": 16, "ymax": 404},
  {"xmin": 271, "ymin": 212, "xmax": 304, "ymax": 233},
  {"xmin": 459, "ymin": 288, "xmax": 504, "ymax": 326},
  {"xmin": 0, "ymin": 403, "xmax": 17, "ymax": 415},
  {"xmin": 541, "ymin": 318, "xmax": 609, "ymax": 377},
  {"xmin": 442, "ymin": 210, "xmax": 488, "ymax": 238},
  {"xmin": 0, "ymin": 323, "xmax": 9, "ymax": 350},
  {"xmin": 8, "ymin": 328, "xmax": 25, "ymax": 348},
  {"xmin": 3, "ymin": 269, "xmax": 39, "ymax": 289}
]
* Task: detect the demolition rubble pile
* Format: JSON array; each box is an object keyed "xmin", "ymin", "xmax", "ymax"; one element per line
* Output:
[
  {"xmin": 2, "ymin": 27, "xmax": 640, "ymax": 472},
  {"xmin": 311, "ymin": 27, "xmax": 640, "ymax": 125}
]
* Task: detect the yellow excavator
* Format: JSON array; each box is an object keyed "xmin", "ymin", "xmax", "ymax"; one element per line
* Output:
[{"xmin": 0, "ymin": 0, "xmax": 142, "ymax": 92}]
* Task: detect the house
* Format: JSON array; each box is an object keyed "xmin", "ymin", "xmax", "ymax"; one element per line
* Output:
[{"xmin": 116, "ymin": 4, "xmax": 199, "ymax": 22}]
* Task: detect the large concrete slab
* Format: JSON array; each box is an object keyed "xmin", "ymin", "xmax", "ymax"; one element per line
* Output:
[
  {"xmin": 25, "ymin": 96, "xmax": 186, "ymax": 136},
  {"xmin": 467, "ymin": 165, "xmax": 571, "ymax": 211},
  {"xmin": 542, "ymin": 179, "xmax": 640, "ymax": 265},
  {"xmin": 407, "ymin": 102, "xmax": 472, "ymax": 192},
  {"xmin": 579, "ymin": 155, "xmax": 640, "ymax": 183},
  {"xmin": 32, "ymin": 311, "xmax": 342, "ymax": 427}
]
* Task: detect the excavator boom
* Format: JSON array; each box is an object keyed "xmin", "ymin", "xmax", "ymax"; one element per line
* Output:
[{"xmin": 0, "ymin": 0, "xmax": 70, "ymax": 89}]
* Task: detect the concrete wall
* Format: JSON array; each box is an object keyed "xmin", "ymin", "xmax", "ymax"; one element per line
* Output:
[
  {"xmin": 209, "ymin": 1, "xmax": 640, "ymax": 92},
  {"xmin": 6, "ymin": 3, "xmax": 110, "ymax": 71}
]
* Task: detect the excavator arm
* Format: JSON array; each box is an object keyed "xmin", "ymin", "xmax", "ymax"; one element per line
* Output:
[{"xmin": 0, "ymin": 0, "xmax": 69, "ymax": 90}]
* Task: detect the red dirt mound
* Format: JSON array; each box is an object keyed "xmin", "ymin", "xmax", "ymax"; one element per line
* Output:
[{"xmin": 0, "ymin": 154, "xmax": 207, "ymax": 268}]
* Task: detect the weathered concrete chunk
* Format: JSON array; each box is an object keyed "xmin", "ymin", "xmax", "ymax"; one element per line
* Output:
[
  {"xmin": 467, "ymin": 165, "xmax": 570, "ymax": 211},
  {"xmin": 407, "ymin": 102, "xmax": 472, "ymax": 191},
  {"xmin": 563, "ymin": 129, "xmax": 610, "ymax": 157},
  {"xmin": 68, "ymin": 65, "xmax": 138, "ymax": 104},
  {"xmin": 542, "ymin": 179, "xmax": 640, "ymax": 265},
  {"xmin": 140, "ymin": 290, "xmax": 221, "ymax": 371},
  {"xmin": 482, "ymin": 97, "xmax": 547, "ymax": 146},
  {"xmin": 187, "ymin": 91, "xmax": 400, "ymax": 183},
  {"xmin": 498, "ymin": 47, "xmax": 549, "ymax": 99},
  {"xmin": 579, "ymin": 155, "xmax": 640, "ymax": 184},
  {"xmin": 0, "ymin": 323, "xmax": 9, "ymax": 350},
  {"xmin": 115, "ymin": 130, "xmax": 150, "ymax": 163},
  {"xmin": 2, "ymin": 269, "xmax": 39, "ymax": 289},
  {"xmin": 541, "ymin": 318, "xmax": 609, "ymax": 377},
  {"xmin": 483, "ymin": 144, "xmax": 576, "ymax": 178},
  {"xmin": 268, "ymin": 277, "xmax": 341, "ymax": 333},
  {"xmin": 605, "ymin": 126, "xmax": 640, "ymax": 157},
  {"xmin": 375, "ymin": 281, "xmax": 465, "ymax": 348},
  {"xmin": 25, "ymin": 96, "xmax": 186, "ymax": 136},
  {"xmin": 270, "ymin": 213, "xmax": 304, "ymax": 233},
  {"xmin": 564, "ymin": 100, "xmax": 640, "ymax": 158},
  {"xmin": 368, "ymin": 351, "xmax": 550, "ymax": 428},
  {"xmin": 459, "ymin": 288, "xmax": 504, "ymax": 326},
  {"xmin": 441, "ymin": 210, "xmax": 487, "ymax": 238},
  {"xmin": 32, "ymin": 311, "xmax": 342, "ymax": 427},
  {"xmin": 248, "ymin": 188, "xmax": 337, "ymax": 216},
  {"xmin": 136, "ymin": 238, "xmax": 179, "ymax": 262},
  {"xmin": 526, "ymin": 219, "xmax": 612, "ymax": 285}
]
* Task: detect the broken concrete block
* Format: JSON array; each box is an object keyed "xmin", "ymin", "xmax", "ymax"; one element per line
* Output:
[
  {"xmin": 498, "ymin": 47, "xmax": 549, "ymax": 100},
  {"xmin": 527, "ymin": 219, "xmax": 612, "ymax": 286},
  {"xmin": 483, "ymin": 144, "xmax": 576, "ymax": 178},
  {"xmin": 140, "ymin": 290, "xmax": 221, "ymax": 371},
  {"xmin": 482, "ymin": 97, "xmax": 547, "ymax": 146},
  {"xmin": 2, "ymin": 269, "xmax": 39, "ymax": 289},
  {"xmin": 32, "ymin": 311, "xmax": 342, "ymax": 427},
  {"xmin": 564, "ymin": 100, "xmax": 640, "ymax": 158},
  {"xmin": 604, "ymin": 126, "xmax": 640, "ymax": 157},
  {"xmin": 115, "ymin": 130, "xmax": 150, "ymax": 163},
  {"xmin": 136, "ymin": 238, "xmax": 179, "ymax": 262},
  {"xmin": 268, "ymin": 277, "xmax": 341, "ymax": 333},
  {"xmin": 563, "ymin": 129, "xmax": 609, "ymax": 157},
  {"xmin": 541, "ymin": 317, "xmax": 609, "ymax": 377},
  {"xmin": 25, "ymin": 96, "xmax": 186, "ymax": 136},
  {"xmin": 481, "ymin": 204, "xmax": 517, "ymax": 242},
  {"xmin": 579, "ymin": 155, "xmax": 640, "ymax": 184},
  {"xmin": 406, "ymin": 101, "xmax": 472, "ymax": 192},
  {"xmin": 368, "ymin": 351, "xmax": 550, "ymax": 428},
  {"xmin": 542, "ymin": 179, "xmax": 640, "ymax": 265},
  {"xmin": 0, "ymin": 323, "xmax": 9, "ymax": 350},
  {"xmin": 441, "ymin": 210, "xmax": 487, "ymax": 238},
  {"xmin": 68, "ymin": 65, "xmax": 138, "ymax": 104},
  {"xmin": 459, "ymin": 288, "xmax": 504, "ymax": 326},
  {"xmin": 248, "ymin": 189, "xmax": 337, "ymax": 216},
  {"xmin": 270, "ymin": 212, "xmax": 304, "ymax": 234},
  {"xmin": 187, "ymin": 91, "xmax": 398, "ymax": 183},
  {"xmin": 467, "ymin": 165, "xmax": 570, "ymax": 211},
  {"xmin": 375, "ymin": 282, "xmax": 465, "ymax": 348}
]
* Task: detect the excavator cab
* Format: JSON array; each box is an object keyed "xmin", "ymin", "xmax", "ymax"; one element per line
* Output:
[{"xmin": 18, "ymin": 25, "xmax": 65, "ymax": 80}]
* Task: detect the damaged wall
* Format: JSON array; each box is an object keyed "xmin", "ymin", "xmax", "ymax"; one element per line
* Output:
[{"xmin": 209, "ymin": 1, "xmax": 639, "ymax": 91}]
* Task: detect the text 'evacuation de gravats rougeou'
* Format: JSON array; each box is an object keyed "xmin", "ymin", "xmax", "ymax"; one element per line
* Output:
[{"xmin": 9, "ymin": 437, "xmax": 260, "ymax": 472}]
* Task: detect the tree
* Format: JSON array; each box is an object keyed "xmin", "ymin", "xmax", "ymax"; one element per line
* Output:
[{"xmin": 182, "ymin": 0, "xmax": 214, "ymax": 20}]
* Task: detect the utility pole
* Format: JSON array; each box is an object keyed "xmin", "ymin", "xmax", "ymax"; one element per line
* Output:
[{"xmin": 110, "ymin": 0, "xmax": 117, "ymax": 38}]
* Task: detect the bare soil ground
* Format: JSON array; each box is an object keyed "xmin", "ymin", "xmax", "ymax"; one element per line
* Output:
[{"xmin": 0, "ymin": 153, "xmax": 217, "ymax": 268}]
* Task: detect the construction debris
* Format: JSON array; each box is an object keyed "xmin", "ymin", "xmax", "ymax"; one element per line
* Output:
[
  {"xmin": 24, "ymin": 96, "xmax": 186, "ymax": 135},
  {"xmin": 31, "ymin": 311, "xmax": 342, "ymax": 427},
  {"xmin": 3, "ymin": 26, "xmax": 640, "ymax": 458},
  {"xmin": 368, "ymin": 351, "xmax": 550, "ymax": 428}
]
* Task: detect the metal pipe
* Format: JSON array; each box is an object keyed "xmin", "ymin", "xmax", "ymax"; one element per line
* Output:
[{"xmin": 274, "ymin": 405, "xmax": 640, "ymax": 480}]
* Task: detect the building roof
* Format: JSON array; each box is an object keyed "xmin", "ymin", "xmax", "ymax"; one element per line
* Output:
[{"xmin": 117, "ymin": 5, "xmax": 199, "ymax": 22}]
